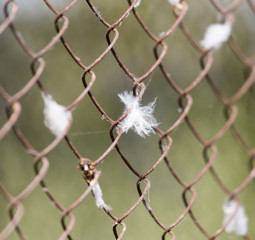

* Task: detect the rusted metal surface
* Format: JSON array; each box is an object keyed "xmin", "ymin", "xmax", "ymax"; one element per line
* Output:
[{"xmin": 0, "ymin": 0, "xmax": 255, "ymax": 239}]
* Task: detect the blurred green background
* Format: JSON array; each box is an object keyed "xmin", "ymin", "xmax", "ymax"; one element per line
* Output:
[{"xmin": 1, "ymin": 0, "xmax": 255, "ymax": 239}]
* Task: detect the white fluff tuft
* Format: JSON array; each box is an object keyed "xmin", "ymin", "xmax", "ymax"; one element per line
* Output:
[
  {"xmin": 134, "ymin": 0, "xmax": 141, "ymax": 8},
  {"xmin": 42, "ymin": 93, "xmax": 72, "ymax": 137},
  {"xmin": 118, "ymin": 91, "xmax": 159, "ymax": 138},
  {"xmin": 168, "ymin": 0, "xmax": 180, "ymax": 6},
  {"xmin": 200, "ymin": 21, "xmax": 232, "ymax": 50},
  {"xmin": 91, "ymin": 181, "xmax": 111, "ymax": 211},
  {"xmin": 223, "ymin": 199, "xmax": 248, "ymax": 236}
]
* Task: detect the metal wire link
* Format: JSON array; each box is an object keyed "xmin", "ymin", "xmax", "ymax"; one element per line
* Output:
[{"xmin": 0, "ymin": 0, "xmax": 255, "ymax": 239}]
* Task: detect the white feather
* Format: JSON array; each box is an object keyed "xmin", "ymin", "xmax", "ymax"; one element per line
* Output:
[
  {"xmin": 223, "ymin": 199, "xmax": 248, "ymax": 236},
  {"xmin": 168, "ymin": 0, "xmax": 180, "ymax": 6},
  {"xmin": 118, "ymin": 91, "xmax": 159, "ymax": 138},
  {"xmin": 200, "ymin": 21, "xmax": 232, "ymax": 50},
  {"xmin": 91, "ymin": 181, "xmax": 111, "ymax": 211},
  {"xmin": 134, "ymin": 0, "xmax": 141, "ymax": 8},
  {"xmin": 42, "ymin": 93, "xmax": 72, "ymax": 137}
]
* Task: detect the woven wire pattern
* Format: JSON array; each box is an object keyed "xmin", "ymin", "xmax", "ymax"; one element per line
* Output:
[{"xmin": 1, "ymin": 0, "xmax": 255, "ymax": 239}]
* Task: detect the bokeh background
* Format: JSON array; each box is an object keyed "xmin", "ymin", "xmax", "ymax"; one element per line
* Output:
[{"xmin": 1, "ymin": 0, "xmax": 255, "ymax": 239}]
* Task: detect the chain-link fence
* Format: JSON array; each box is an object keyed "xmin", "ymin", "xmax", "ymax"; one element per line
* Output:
[{"xmin": 1, "ymin": 0, "xmax": 255, "ymax": 239}]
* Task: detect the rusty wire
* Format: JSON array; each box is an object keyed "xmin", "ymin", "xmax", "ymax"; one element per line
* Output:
[{"xmin": 0, "ymin": 0, "xmax": 255, "ymax": 239}]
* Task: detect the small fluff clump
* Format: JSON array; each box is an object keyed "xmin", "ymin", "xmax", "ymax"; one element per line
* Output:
[
  {"xmin": 134, "ymin": 0, "xmax": 141, "ymax": 8},
  {"xmin": 118, "ymin": 91, "xmax": 159, "ymax": 138},
  {"xmin": 200, "ymin": 21, "xmax": 232, "ymax": 50},
  {"xmin": 42, "ymin": 93, "xmax": 72, "ymax": 137},
  {"xmin": 223, "ymin": 199, "xmax": 248, "ymax": 236},
  {"xmin": 168, "ymin": 0, "xmax": 180, "ymax": 5},
  {"xmin": 91, "ymin": 180, "xmax": 111, "ymax": 211}
]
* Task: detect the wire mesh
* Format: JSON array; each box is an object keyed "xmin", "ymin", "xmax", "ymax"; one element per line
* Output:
[{"xmin": 0, "ymin": 0, "xmax": 255, "ymax": 239}]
